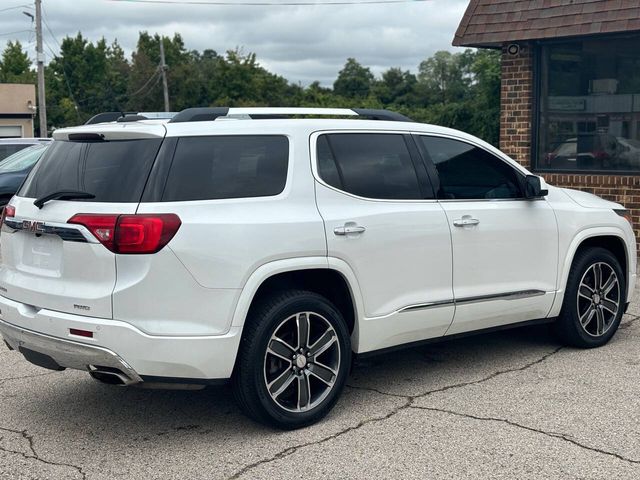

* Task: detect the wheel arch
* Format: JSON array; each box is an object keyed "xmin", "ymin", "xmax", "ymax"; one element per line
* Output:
[
  {"xmin": 550, "ymin": 227, "xmax": 632, "ymax": 317},
  {"xmin": 231, "ymin": 257, "xmax": 365, "ymax": 349}
]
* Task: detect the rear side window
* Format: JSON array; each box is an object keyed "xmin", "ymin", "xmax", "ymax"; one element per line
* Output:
[
  {"xmin": 19, "ymin": 139, "xmax": 162, "ymax": 202},
  {"xmin": 161, "ymin": 135, "xmax": 289, "ymax": 202},
  {"xmin": 316, "ymin": 133, "xmax": 422, "ymax": 200}
]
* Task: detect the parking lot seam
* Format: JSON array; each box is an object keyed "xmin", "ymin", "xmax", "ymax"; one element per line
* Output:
[
  {"xmin": 227, "ymin": 398, "xmax": 412, "ymax": 480},
  {"xmin": 228, "ymin": 346, "xmax": 563, "ymax": 479},
  {"xmin": 411, "ymin": 405, "xmax": 640, "ymax": 465},
  {"xmin": 0, "ymin": 426, "xmax": 87, "ymax": 479},
  {"xmin": 0, "ymin": 371, "xmax": 58, "ymax": 385}
]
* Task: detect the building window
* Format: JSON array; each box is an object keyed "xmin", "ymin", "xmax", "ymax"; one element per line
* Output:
[{"xmin": 536, "ymin": 35, "xmax": 640, "ymax": 172}]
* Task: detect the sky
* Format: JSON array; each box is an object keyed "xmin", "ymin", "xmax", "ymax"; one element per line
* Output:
[{"xmin": 0, "ymin": 0, "xmax": 470, "ymax": 86}]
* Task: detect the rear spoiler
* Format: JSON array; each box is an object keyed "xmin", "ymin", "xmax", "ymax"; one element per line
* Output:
[{"xmin": 84, "ymin": 112, "xmax": 176, "ymax": 125}]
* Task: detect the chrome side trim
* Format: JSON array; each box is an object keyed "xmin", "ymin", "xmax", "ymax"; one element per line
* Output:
[
  {"xmin": 399, "ymin": 290, "xmax": 546, "ymax": 313},
  {"xmin": 456, "ymin": 289, "xmax": 546, "ymax": 305},
  {"xmin": 400, "ymin": 299, "xmax": 454, "ymax": 312}
]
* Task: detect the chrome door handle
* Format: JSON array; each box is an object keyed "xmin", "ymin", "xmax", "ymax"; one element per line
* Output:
[
  {"xmin": 334, "ymin": 224, "xmax": 366, "ymax": 236},
  {"xmin": 453, "ymin": 216, "xmax": 480, "ymax": 227}
]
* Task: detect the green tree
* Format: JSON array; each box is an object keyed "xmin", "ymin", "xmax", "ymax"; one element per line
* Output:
[
  {"xmin": 45, "ymin": 34, "xmax": 130, "ymax": 127},
  {"xmin": 417, "ymin": 50, "xmax": 469, "ymax": 105},
  {"xmin": 333, "ymin": 58, "xmax": 375, "ymax": 98},
  {"xmin": 0, "ymin": 41, "xmax": 35, "ymax": 83},
  {"xmin": 372, "ymin": 67, "xmax": 417, "ymax": 106}
]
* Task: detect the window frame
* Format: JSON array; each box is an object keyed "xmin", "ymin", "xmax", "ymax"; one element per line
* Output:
[
  {"xmin": 310, "ymin": 130, "xmax": 435, "ymax": 202},
  {"xmin": 413, "ymin": 133, "xmax": 531, "ymax": 202},
  {"xmin": 532, "ymin": 33, "xmax": 640, "ymax": 175}
]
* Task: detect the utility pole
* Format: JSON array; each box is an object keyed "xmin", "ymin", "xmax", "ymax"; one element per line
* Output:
[
  {"xmin": 34, "ymin": 0, "xmax": 47, "ymax": 137},
  {"xmin": 159, "ymin": 40, "xmax": 170, "ymax": 112}
]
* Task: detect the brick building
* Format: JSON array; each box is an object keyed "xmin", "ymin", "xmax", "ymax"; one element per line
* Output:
[{"xmin": 454, "ymin": 0, "xmax": 640, "ymax": 249}]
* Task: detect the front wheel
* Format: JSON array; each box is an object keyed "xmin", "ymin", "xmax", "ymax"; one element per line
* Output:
[
  {"xmin": 232, "ymin": 290, "xmax": 351, "ymax": 429},
  {"xmin": 557, "ymin": 247, "xmax": 625, "ymax": 348}
]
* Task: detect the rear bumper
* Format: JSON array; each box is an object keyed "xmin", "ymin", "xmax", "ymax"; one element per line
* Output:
[
  {"xmin": 0, "ymin": 294, "xmax": 242, "ymax": 381},
  {"xmin": 0, "ymin": 318, "xmax": 142, "ymax": 384}
]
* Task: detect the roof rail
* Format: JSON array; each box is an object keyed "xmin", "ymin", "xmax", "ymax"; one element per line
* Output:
[{"xmin": 168, "ymin": 107, "xmax": 413, "ymax": 123}]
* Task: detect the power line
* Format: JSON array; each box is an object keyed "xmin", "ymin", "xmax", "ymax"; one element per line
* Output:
[
  {"xmin": 104, "ymin": 0, "xmax": 432, "ymax": 6},
  {"xmin": 0, "ymin": 29, "xmax": 33, "ymax": 37},
  {"xmin": 0, "ymin": 4, "xmax": 33, "ymax": 14}
]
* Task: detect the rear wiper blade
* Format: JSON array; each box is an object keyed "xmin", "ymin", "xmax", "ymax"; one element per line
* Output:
[{"xmin": 34, "ymin": 190, "xmax": 96, "ymax": 209}]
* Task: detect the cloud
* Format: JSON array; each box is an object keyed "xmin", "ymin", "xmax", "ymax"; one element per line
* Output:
[{"xmin": 0, "ymin": 0, "xmax": 470, "ymax": 85}]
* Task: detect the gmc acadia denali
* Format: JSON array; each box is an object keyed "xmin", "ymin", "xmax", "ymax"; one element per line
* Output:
[{"xmin": 0, "ymin": 107, "xmax": 636, "ymax": 429}]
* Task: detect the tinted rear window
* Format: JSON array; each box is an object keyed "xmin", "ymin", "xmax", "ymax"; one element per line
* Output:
[
  {"xmin": 19, "ymin": 139, "xmax": 162, "ymax": 202},
  {"xmin": 161, "ymin": 135, "xmax": 289, "ymax": 202}
]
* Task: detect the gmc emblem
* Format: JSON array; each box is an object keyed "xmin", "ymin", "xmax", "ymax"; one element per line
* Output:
[{"xmin": 22, "ymin": 220, "xmax": 45, "ymax": 233}]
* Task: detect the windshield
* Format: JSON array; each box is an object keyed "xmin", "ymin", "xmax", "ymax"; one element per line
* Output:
[{"xmin": 0, "ymin": 144, "xmax": 48, "ymax": 173}]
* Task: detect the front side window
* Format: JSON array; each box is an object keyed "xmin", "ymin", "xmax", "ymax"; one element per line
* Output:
[
  {"xmin": 316, "ymin": 133, "xmax": 422, "ymax": 200},
  {"xmin": 162, "ymin": 135, "xmax": 289, "ymax": 202},
  {"xmin": 419, "ymin": 136, "xmax": 522, "ymax": 200},
  {"xmin": 537, "ymin": 35, "xmax": 640, "ymax": 172}
]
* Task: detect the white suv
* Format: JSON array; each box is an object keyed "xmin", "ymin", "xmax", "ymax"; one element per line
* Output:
[{"xmin": 0, "ymin": 108, "xmax": 636, "ymax": 428}]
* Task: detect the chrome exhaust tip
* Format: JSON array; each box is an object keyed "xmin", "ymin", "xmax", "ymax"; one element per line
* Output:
[{"xmin": 88, "ymin": 366, "xmax": 136, "ymax": 386}]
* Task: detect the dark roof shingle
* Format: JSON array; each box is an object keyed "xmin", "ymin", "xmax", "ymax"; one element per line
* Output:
[{"xmin": 453, "ymin": 0, "xmax": 640, "ymax": 47}]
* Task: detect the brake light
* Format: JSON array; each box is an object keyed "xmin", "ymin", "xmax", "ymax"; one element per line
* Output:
[
  {"xmin": 68, "ymin": 214, "xmax": 181, "ymax": 254},
  {"xmin": 1, "ymin": 204, "xmax": 15, "ymax": 225}
]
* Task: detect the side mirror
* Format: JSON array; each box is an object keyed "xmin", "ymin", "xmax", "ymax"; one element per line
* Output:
[{"xmin": 523, "ymin": 175, "xmax": 548, "ymax": 199}]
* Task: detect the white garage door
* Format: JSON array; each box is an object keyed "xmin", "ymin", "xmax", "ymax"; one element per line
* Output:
[{"xmin": 0, "ymin": 125, "xmax": 23, "ymax": 138}]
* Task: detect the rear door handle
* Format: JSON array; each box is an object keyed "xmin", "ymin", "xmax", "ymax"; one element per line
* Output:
[
  {"xmin": 334, "ymin": 224, "xmax": 366, "ymax": 236},
  {"xmin": 453, "ymin": 216, "xmax": 480, "ymax": 227}
]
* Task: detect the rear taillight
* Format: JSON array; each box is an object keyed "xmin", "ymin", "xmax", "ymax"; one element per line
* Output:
[
  {"xmin": 1, "ymin": 204, "xmax": 15, "ymax": 225},
  {"xmin": 68, "ymin": 214, "xmax": 181, "ymax": 254}
]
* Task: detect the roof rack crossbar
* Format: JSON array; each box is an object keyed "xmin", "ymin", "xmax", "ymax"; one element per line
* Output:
[{"xmin": 168, "ymin": 107, "xmax": 412, "ymax": 123}]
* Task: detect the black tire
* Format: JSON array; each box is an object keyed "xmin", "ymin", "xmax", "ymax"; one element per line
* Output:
[
  {"xmin": 232, "ymin": 290, "xmax": 351, "ymax": 429},
  {"xmin": 556, "ymin": 247, "xmax": 625, "ymax": 348}
]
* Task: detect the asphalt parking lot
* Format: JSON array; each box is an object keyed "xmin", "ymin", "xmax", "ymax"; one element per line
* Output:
[{"xmin": 1, "ymin": 287, "xmax": 640, "ymax": 479}]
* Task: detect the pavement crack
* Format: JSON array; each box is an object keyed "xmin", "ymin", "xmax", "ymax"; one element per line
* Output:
[
  {"xmin": 349, "ymin": 346, "xmax": 563, "ymax": 400},
  {"xmin": 411, "ymin": 405, "xmax": 640, "ymax": 465},
  {"xmin": 619, "ymin": 315, "xmax": 640, "ymax": 330},
  {"xmin": 227, "ymin": 398, "xmax": 411, "ymax": 479},
  {"xmin": 0, "ymin": 371, "xmax": 57, "ymax": 386},
  {"xmin": 0, "ymin": 426, "xmax": 87, "ymax": 479},
  {"xmin": 230, "ymin": 346, "xmax": 564, "ymax": 479}
]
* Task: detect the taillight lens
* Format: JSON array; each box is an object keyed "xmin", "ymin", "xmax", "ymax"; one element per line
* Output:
[
  {"xmin": 1, "ymin": 204, "xmax": 15, "ymax": 225},
  {"xmin": 68, "ymin": 214, "xmax": 181, "ymax": 254}
]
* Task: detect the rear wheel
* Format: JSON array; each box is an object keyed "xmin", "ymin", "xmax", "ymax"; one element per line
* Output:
[
  {"xmin": 557, "ymin": 247, "xmax": 625, "ymax": 348},
  {"xmin": 232, "ymin": 290, "xmax": 351, "ymax": 429}
]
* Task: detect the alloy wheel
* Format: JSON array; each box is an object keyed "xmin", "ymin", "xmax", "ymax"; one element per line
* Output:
[
  {"xmin": 263, "ymin": 311, "xmax": 341, "ymax": 413},
  {"xmin": 576, "ymin": 262, "xmax": 620, "ymax": 337}
]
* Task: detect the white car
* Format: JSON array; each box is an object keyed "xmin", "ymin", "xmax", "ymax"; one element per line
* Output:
[{"xmin": 0, "ymin": 108, "xmax": 636, "ymax": 429}]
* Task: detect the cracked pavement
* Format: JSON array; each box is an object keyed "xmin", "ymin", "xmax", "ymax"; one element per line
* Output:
[{"xmin": 1, "ymin": 287, "xmax": 640, "ymax": 479}]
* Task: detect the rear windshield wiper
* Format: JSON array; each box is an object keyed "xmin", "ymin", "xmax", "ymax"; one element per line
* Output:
[{"xmin": 34, "ymin": 190, "xmax": 96, "ymax": 209}]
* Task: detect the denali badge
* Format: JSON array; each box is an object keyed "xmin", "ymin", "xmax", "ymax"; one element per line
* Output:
[{"xmin": 22, "ymin": 220, "xmax": 45, "ymax": 233}]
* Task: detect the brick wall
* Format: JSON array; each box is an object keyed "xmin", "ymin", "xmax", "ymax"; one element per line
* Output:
[
  {"xmin": 499, "ymin": 44, "xmax": 533, "ymax": 168},
  {"xmin": 499, "ymin": 42, "xmax": 640, "ymax": 253}
]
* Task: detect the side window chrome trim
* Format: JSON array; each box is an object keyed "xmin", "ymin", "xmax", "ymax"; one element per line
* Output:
[{"xmin": 309, "ymin": 129, "xmax": 437, "ymax": 204}]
